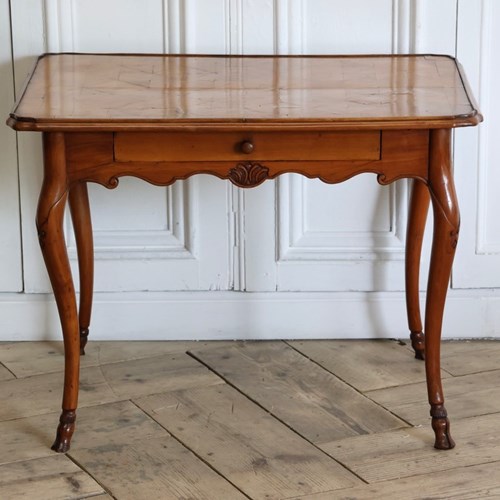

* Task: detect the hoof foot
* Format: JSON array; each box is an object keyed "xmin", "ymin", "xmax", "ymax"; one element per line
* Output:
[
  {"xmin": 432, "ymin": 416, "xmax": 455, "ymax": 450},
  {"xmin": 51, "ymin": 410, "xmax": 76, "ymax": 453},
  {"xmin": 80, "ymin": 327, "xmax": 89, "ymax": 356},
  {"xmin": 410, "ymin": 331, "xmax": 425, "ymax": 361},
  {"xmin": 51, "ymin": 439, "xmax": 71, "ymax": 453}
]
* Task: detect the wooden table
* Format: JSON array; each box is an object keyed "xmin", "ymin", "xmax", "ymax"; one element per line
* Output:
[{"xmin": 7, "ymin": 53, "xmax": 481, "ymax": 453}]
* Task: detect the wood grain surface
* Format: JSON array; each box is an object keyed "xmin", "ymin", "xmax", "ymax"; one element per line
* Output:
[
  {"xmin": 8, "ymin": 54, "xmax": 481, "ymax": 131},
  {"xmin": 114, "ymin": 131, "xmax": 381, "ymax": 161},
  {"xmin": 189, "ymin": 341, "xmax": 406, "ymax": 444},
  {"xmin": 287, "ymin": 339, "xmax": 436, "ymax": 391},
  {"xmin": 291, "ymin": 462, "xmax": 500, "ymax": 500},
  {"xmin": 136, "ymin": 384, "xmax": 360, "ymax": 498},
  {"xmin": 367, "ymin": 367, "xmax": 500, "ymax": 425},
  {"xmin": 1, "ymin": 340, "xmax": 500, "ymax": 499},
  {"xmin": 321, "ymin": 413, "xmax": 500, "ymax": 483},
  {"xmin": 0, "ymin": 455, "xmax": 104, "ymax": 499}
]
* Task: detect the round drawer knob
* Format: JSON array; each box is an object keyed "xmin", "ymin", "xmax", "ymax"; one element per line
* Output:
[{"xmin": 240, "ymin": 141, "xmax": 254, "ymax": 154}]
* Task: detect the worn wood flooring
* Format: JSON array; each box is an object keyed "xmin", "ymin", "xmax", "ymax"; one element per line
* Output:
[{"xmin": 0, "ymin": 339, "xmax": 499, "ymax": 499}]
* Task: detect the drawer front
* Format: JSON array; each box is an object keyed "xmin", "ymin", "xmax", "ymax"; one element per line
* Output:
[{"xmin": 114, "ymin": 131, "xmax": 381, "ymax": 162}]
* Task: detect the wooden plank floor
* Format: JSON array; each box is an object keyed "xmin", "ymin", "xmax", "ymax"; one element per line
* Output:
[{"xmin": 0, "ymin": 339, "xmax": 499, "ymax": 499}]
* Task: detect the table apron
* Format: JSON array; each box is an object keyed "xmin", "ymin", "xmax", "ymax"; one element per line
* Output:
[{"xmin": 65, "ymin": 129, "xmax": 429, "ymax": 188}]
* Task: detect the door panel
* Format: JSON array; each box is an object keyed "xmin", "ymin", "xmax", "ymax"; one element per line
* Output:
[
  {"xmin": 245, "ymin": 0, "xmax": 410, "ymax": 292},
  {"xmin": 454, "ymin": 0, "xmax": 500, "ymax": 288},
  {"xmin": 12, "ymin": 0, "xmax": 232, "ymax": 293},
  {"xmin": 0, "ymin": 0, "xmax": 22, "ymax": 291}
]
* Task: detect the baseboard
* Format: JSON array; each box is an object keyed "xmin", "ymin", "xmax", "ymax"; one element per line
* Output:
[{"xmin": 1, "ymin": 289, "xmax": 499, "ymax": 341}]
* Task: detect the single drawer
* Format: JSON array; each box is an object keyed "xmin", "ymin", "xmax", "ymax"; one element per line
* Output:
[{"xmin": 114, "ymin": 131, "xmax": 381, "ymax": 162}]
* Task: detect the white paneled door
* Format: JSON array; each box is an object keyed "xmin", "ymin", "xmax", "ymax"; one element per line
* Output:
[
  {"xmin": 1, "ymin": 0, "xmax": 500, "ymax": 340},
  {"xmin": 246, "ymin": 1, "xmax": 413, "ymax": 292},
  {"xmin": 11, "ymin": 0, "xmax": 232, "ymax": 293},
  {"xmin": 454, "ymin": 0, "xmax": 500, "ymax": 289},
  {"xmin": 0, "ymin": 0, "xmax": 22, "ymax": 292}
]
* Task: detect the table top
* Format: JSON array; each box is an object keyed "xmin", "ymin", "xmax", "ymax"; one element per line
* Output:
[{"xmin": 7, "ymin": 53, "xmax": 482, "ymax": 132}]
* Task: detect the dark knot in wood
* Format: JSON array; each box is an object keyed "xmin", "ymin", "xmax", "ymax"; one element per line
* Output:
[
  {"xmin": 450, "ymin": 229, "xmax": 459, "ymax": 249},
  {"xmin": 37, "ymin": 229, "xmax": 47, "ymax": 249},
  {"xmin": 229, "ymin": 162, "xmax": 269, "ymax": 188}
]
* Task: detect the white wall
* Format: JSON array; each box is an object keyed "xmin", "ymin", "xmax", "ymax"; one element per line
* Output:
[{"xmin": 1, "ymin": 0, "xmax": 499, "ymax": 340}]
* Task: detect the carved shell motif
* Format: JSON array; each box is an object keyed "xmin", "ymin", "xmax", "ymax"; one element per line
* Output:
[{"xmin": 228, "ymin": 162, "xmax": 270, "ymax": 188}]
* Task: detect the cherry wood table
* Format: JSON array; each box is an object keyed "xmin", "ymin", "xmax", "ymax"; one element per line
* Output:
[{"xmin": 7, "ymin": 53, "xmax": 481, "ymax": 453}]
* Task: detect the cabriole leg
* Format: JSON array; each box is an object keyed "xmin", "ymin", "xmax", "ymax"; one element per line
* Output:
[
  {"xmin": 37, "ymin": 133, "xmax": 80, "ymax": 453},
  {"xmin": 69, "ymin": 182, "xmax": 94, "ymax": 355},
  {"xmin": 425, "ymin": 129, "xmax": 458, "ymax": 450},
  {"xmin": 405, "ymin": 179, "xmax": 431, "ymax": 360}
]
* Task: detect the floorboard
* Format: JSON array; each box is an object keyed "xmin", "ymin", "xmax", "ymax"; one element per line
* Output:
[
  {"xmin": 440, "ymin": 339, "xmax": 500, "ymax": 376},
  {"xmin": 0, "ymin": 341, "xmax": 216, "ymax": 378},
  {"xmin": 1, "ymin": 339, "xmax": 499, "ymax": 499},
  {"xmin": 71, "ymin": 435, "xmax": 248, "ymax": 500},
  {"xmin": 287, "ymin": 339, "xmax": 435, "ymax": 391},
  {"xmin": 0, "ymin": 455, "xmax": 104, "ymax": 500},
  {"xmin": 136, "ymin": 384, "xmax": 360, "ymax": 499},
  {"xmin": 0, "ymin": 367, "xmax": 118, "ymax": 421},
  {"xmin": 190, "ymin": 341, "xmax": 406, "ymax": 444},
  {"xmin": 320, "ymin": 412, "xmax": 500, "ymax": 482},
  {"xmin": 287, "ymin": 461, "xmax": 500, "ymax": 500},
  {"xmin": 0, "ymin": 363, "xmax": 14, "ymax": 381},
  {"xmin": 367, "ymin": 368, "xmax": 500, "ymax": 425}
]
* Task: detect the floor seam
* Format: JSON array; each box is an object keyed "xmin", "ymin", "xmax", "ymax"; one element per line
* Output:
[
  {"xmin": 128, "ymin": 399, "xmax": 253, "ymax": 499},
  {"xmin": 186, "ymin": 346, "xmax": 369, "ymax": 486},
  {"xmin": 66, "ymin": 453, "xmax": 118, "ymax": 500},
  {"xmin": 0, "ymin": 361, "xmax": 17, "ymax": 379},
  {"xmin": 284, "ymin": 340, "xmax": 414, "ymax": 428}
]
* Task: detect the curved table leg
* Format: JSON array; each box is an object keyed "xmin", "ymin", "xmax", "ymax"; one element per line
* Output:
[
  {"xmin": 425, "ymin": 129, "xmax": 458, "ymax": 450},
  {"xmin": 69, "ymin": 183, "xmax": 94, "ymax": 355},
  {"xmin": 405, "ymin": 179, "xmax": 430, "ymax": 360},
  {"xmin": 37, "ymin": 133, "xmax": 80, "ymax": 453}
]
